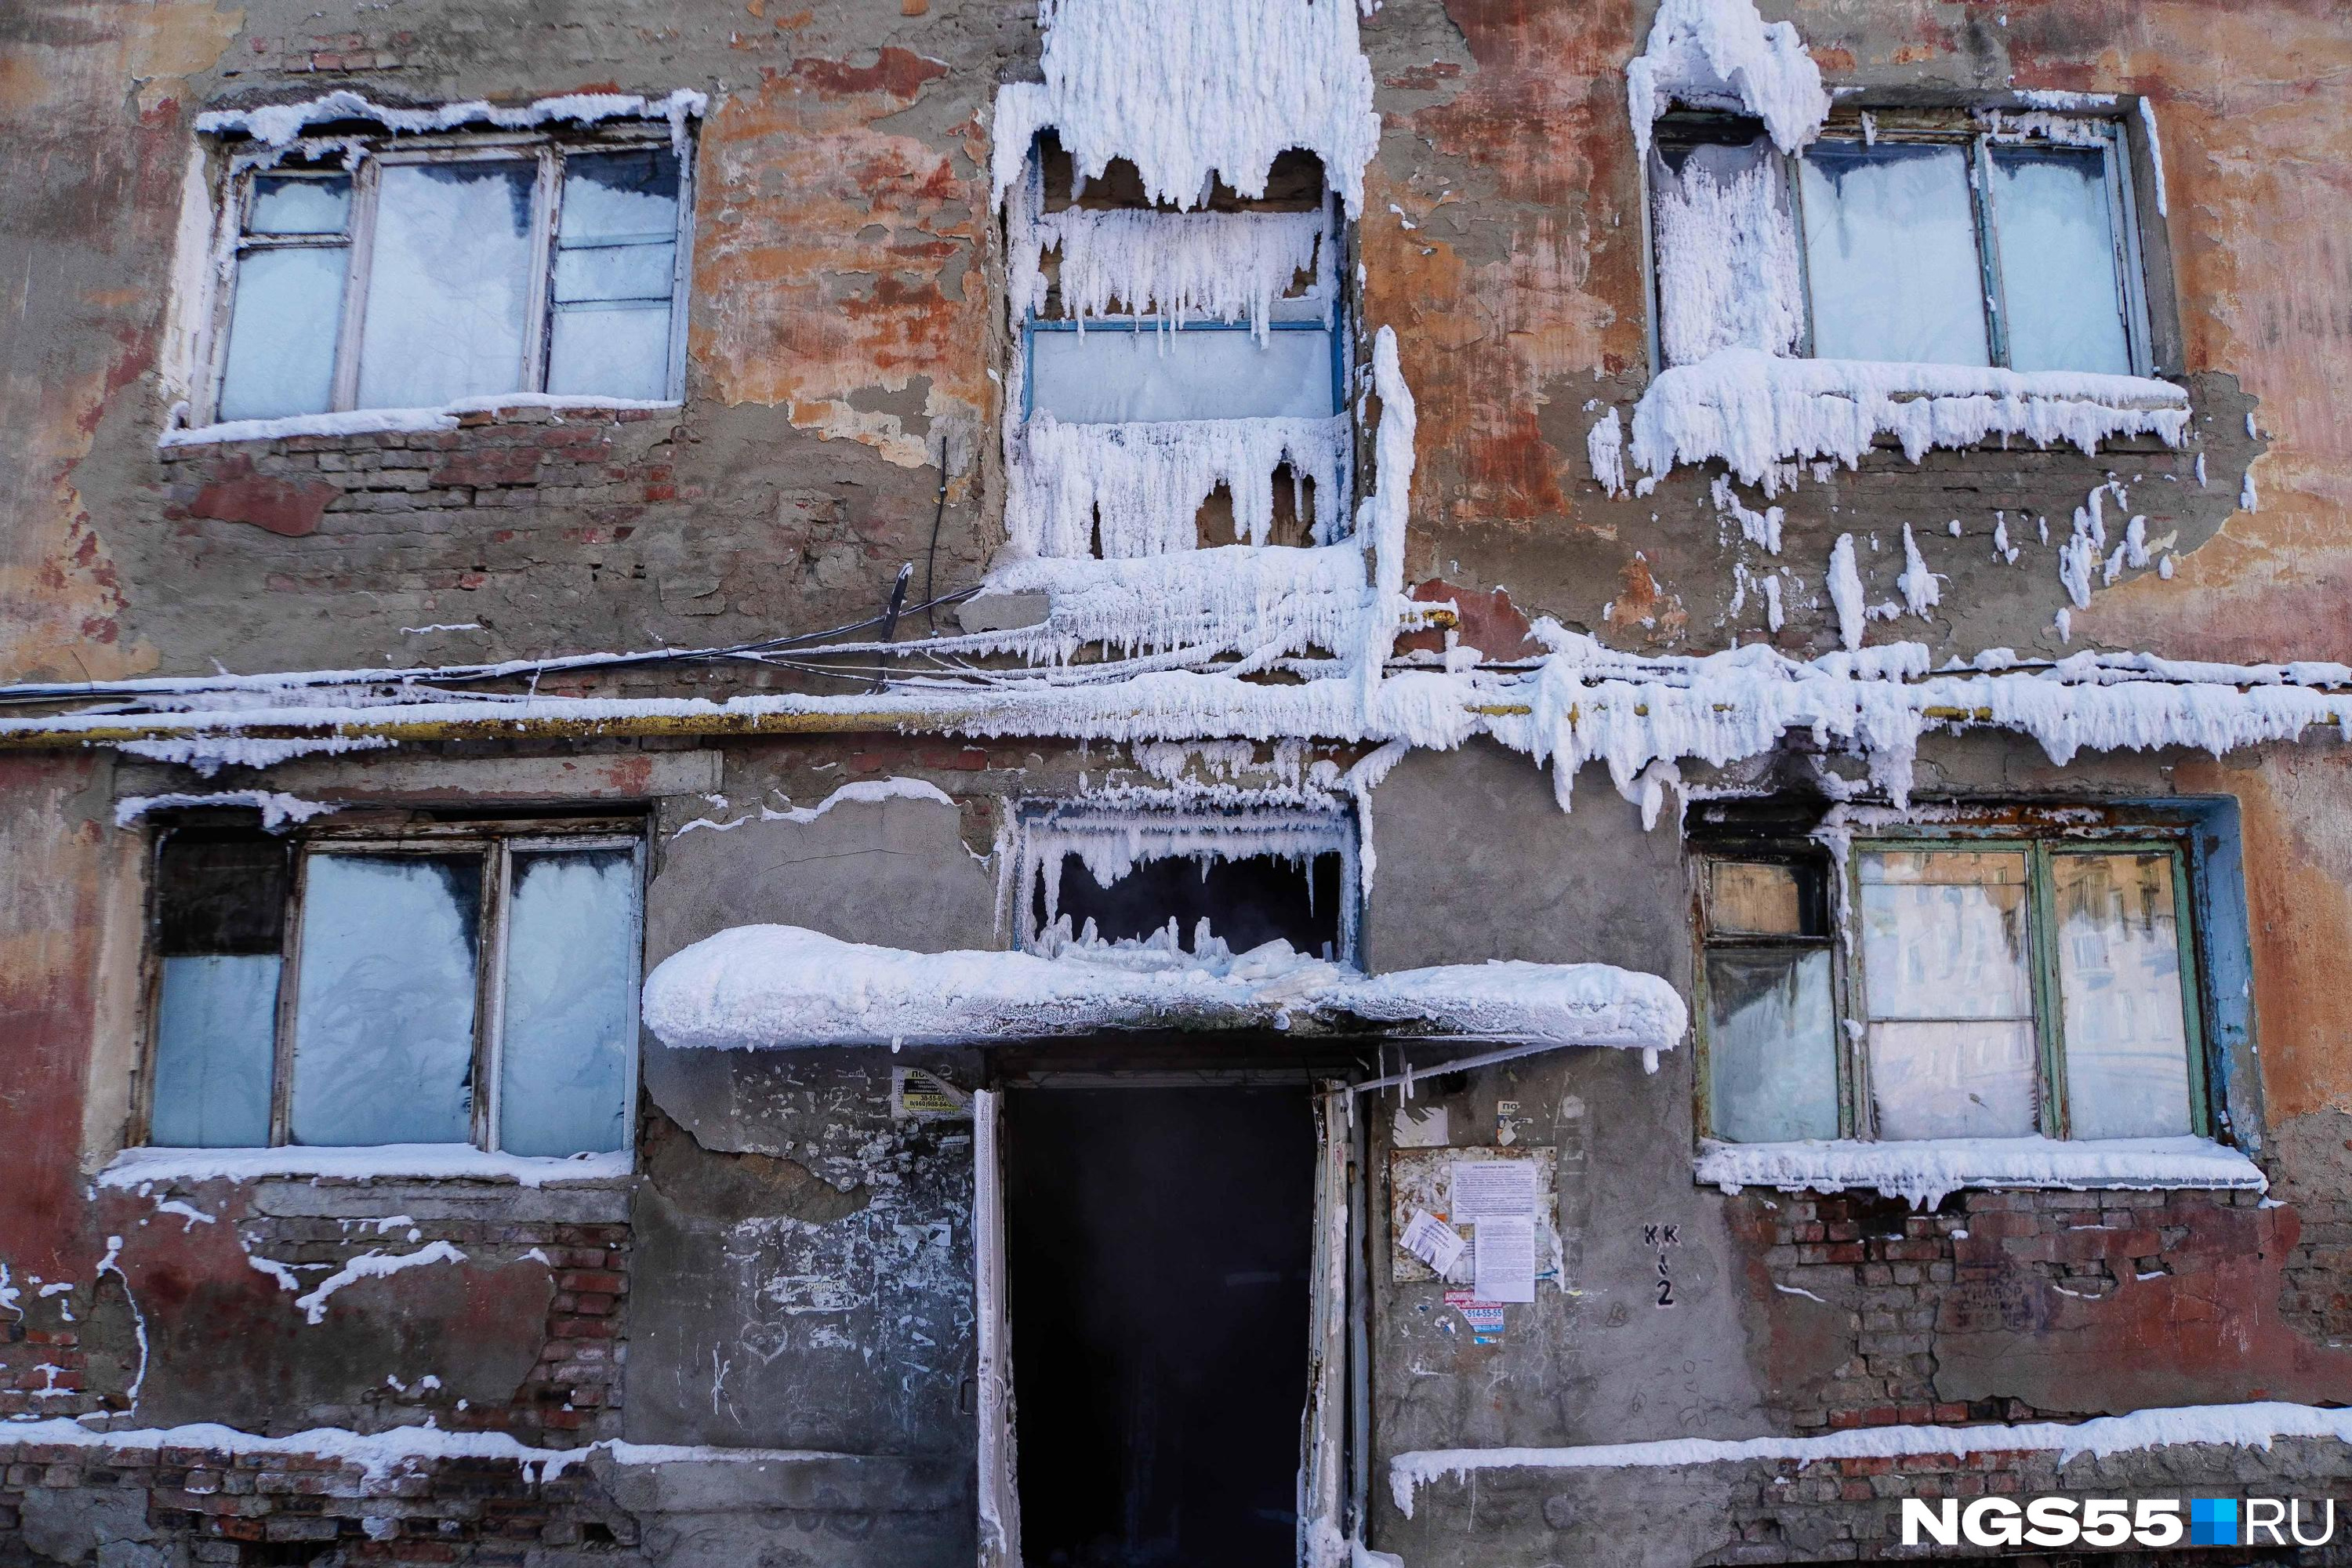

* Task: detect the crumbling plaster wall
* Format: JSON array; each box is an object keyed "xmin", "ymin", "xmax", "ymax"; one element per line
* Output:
[
  {"xmin": 0, "ymin": 0, "xmax": 1022, "ymax": 687},
  {"xmin": 1355, "ymin": 0, "xmax": 2346, "ymax": 666}
]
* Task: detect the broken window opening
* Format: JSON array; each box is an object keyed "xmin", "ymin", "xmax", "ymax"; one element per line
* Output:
[
  {"xmin": 1004, "ymin": 131, "xmax": 1354, "ymax": 559},
  {"xmin": 1019, "ymin": 808, "xmax": 1358, "ymax": 964},
  {"xmin": 141, "ymin": 816, "xmax": 644, "ymax": 1156},
  {"xmin": 198, "ymin": 126, "xmax": 692, "ymax": 426},
  {"xmin": 1650, "ymin": 108, "xmax": 2153, "ymax": 376},
  {"xmin": 1696, "ymin": 813, "xmax": 2212, "ymax": 1147}
]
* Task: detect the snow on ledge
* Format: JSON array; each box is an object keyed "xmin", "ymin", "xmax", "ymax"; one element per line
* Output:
[
  {"xmin": 1629, "ymin": 349, "xmax": 2190, "ymax": 495},
  {"xmin": 1389, "ymin": 1401, "xmax": 2352, "ymax": 1518},
  {"xmin": 641, "ymin": 924, "xmax": 1687, "ymax": 1051},
  {"xmin": 162, "ymin": 394, "xmax": 681, "ymax": 448},
  {"xmin": 1695, "ymin": 1134, "xmax": 2264, "ymax": 1210},
  {"xmin": 98, "ymin": 1145, "xmax": 633, "ymax": 1191},
  {"xmin": 0, "ymin": 1417, "xmax": 860, "ymax": 1484},
  {"xmin": 194, "ymin": 87, "xmax": 706, "ymax": 151}
]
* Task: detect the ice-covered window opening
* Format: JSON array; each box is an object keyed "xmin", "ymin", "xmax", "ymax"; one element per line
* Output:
[
  {"xmin": 995, "ymin": 0, "xmax": 1381, "ymax": 564},
  {"xmin": 175, "ymin": 97, "xmax": 698, "ymax": 438},
  {"xmin": 1017, "ymin": 804, "xmax": 1359, "ymax": 961},
  {"xmin": 1615, "ymin": 0, "xmax": 2181, "ymax": 495}
]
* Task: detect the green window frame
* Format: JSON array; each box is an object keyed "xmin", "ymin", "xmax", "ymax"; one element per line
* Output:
[{"xmin": 1698, "ymin": 829, "xmax": 2211, "ymax": 1144}]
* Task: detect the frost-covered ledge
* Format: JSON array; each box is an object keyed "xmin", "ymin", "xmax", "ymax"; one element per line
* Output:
[
  {"xmin": 1619, "ymin": 349, "xmax": 2191, "ymax": 496},
  {"xmin": 1695, "ymin": 1134, "xmax": 2263, "ymax": 1210},
  {"xmin": 641, "ymin": 924, "xmax": 1686, "ymax": 1051},
  {"xmin": 98, "ymin": 1145, "xmax": 633, "ymax": 1190},
  {"xmin": 160, "ymin": 394, "xmax": 681, "ymax": 449}
]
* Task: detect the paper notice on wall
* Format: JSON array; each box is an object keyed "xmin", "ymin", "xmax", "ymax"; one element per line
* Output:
[
  {"xmin": 1399, "ymin": 1208, "xmax": 1466, "ymax": 1279},
  {"xmin": 1473, "ymin": 1215, "xmax": 1536, "ymax": 1304},
  {"xmin": 1451, "ymin": 1159, "xmax": 1538, "ymax": 1223}
]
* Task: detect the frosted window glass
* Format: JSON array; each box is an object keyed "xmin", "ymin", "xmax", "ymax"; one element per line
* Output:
[
  {"xmin": 1861, "ymin": 850, "xmax": 2038, "ymax": 1138},
  {"xmin": 498, "ymin": 849, "xmax": 638, "ymax": 1156},
  {"xmin": 290, "ymin": 853, "xmax": 481, "ymax": 1146},
  {"xmin": 1990, "ymin": 146, "xmax": 2132, "ymax": 375},
  {"xmin": 1029, "ymin": 327, "xmax": 1338, "ymax": 423},
  {"xmin": 218, "ymin": 248, "xmax": 347, "ymax": 421},
  {"xmin": 249, "ymin": 175, "xmax": 350, "ymax": 235},
  {"xmin": 2055, "ymin": 853, "xmax": 2194, "ymax": 1139},
  {"xmin": 544, "ymin": 151, "xmax": 679, "ymax": 401},
  {"xmin": 150, "ymin": 956, "xmax": 279, "ymax": 1149},
  {"xmin": 356, "ymin": 162, "xmax": 535, "ymax": 409},
  {"xmin": 1707, "ymin": 949, "xmax": 1838, "ymax": 1142},
  {"xmin": 554, "ymin": 244, "xmax": 676, "ymax": 303},
  {"xmin": 559, "ymin": 150, "xmax": 679, "ymax": 241},
  {"xmin": 1800, "ymin": 143, "xmax": 1990, "ymax": 366},
  {"xmin": 549, "ymin": 308, "xmax": 673, "ymax": 401}
]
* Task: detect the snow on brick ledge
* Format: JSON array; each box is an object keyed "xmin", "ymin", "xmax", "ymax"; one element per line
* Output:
[
  {"xmin": 1628, "ymin": 348, "xmax": 2192, "ymax": 495},
  {"xmin": 1694, "ymin": 1134, "xmax": 2265, "ymax": 1210},
  {"xmin": 1388, "ymin": 1401, "xmax": 2352, "ymax": 1518},
  {"xmin": 99, "ymin": 1145, "xmax": 633, "ymax": 1190},
  {"xmin": 641, "ymin": 924, "xmax": 1687, "ymax": 1051}
]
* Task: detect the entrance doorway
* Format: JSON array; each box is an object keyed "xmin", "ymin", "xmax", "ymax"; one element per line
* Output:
[{"xmin": 1002, "ymin": 1084, "xmax": 1315, "ymax": 1566}]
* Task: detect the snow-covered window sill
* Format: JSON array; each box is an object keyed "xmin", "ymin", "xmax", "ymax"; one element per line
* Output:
[
  {"xmin": 1695, "ymin": 1134, "xmax": 2263, "ymax": 1209},
  {"xmin": 98, "ymin": 1144, "xmax": 633, "ymax": 1189},
  {"xmin": 159, "ymin": 395, "xmax": 681, "ymax": 449}
]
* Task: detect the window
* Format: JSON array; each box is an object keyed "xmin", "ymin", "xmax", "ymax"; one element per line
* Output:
[
  {"xmin": 1700, "ymin": 829, "xmax": 2209, "ymax": 1145},
  {"xmin": 1651, "ymin": 111, "xmax": 2153, "ymax": 376},
  {"xmin": 144, "ymin": 820, "xmax": 643, "ymax": 1156},
  {"xmin": 1018, "ymin": 808, "xmax": 1357, "ymax": 963},
  {"xmin": 205, "ymin": 135, "xmax": 689, "ymax": 424}
]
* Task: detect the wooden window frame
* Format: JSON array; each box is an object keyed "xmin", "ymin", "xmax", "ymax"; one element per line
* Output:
[
  {"xmin": 1647, "ymin": 107, "xmax": 2158, "ymax": 378},
  {"xmin": 194, "ymin": 126, "xmax": 695, "ymax": 429},
  {"xmin": 136, "ymin": 817, "xmax": 645, "ymax": 1154},
  {"xmin": 1697, "ymin": 819, "xmax": 2213, "ymax": 1145}
]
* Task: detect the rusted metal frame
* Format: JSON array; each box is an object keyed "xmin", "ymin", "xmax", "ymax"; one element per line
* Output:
[{"xmin": 1970, "ymin": 132, "xmax": 2013, "ymax": 368}]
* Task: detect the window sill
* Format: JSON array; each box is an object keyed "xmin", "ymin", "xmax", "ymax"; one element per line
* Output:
[
  {"xmin": 97, "ymin": 1143, "xmax": 633, "ymax": 1189},
  {"xmin": 158, "ymin": 394, "xmax": 681, "ymax": 449},
  {"xmin": 1694, "ymin": 1134, "xmax": 2263, "ymax": 1209}
]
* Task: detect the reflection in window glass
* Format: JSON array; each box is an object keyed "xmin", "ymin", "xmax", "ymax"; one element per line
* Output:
[
  {"xmin": 290, "ymin": 853, "xmax": 481, "ymax": 1146},
  {"xmin": 1860, "ymin": 850, "xmax": 2038, "ymax": 1138},
  {"xmin": 2055, "ymin": 853, "xmax": 2194, "ymax": 1139},
  {"xmin": 1800, "ymin": 143, "xmax": 1990, "ymax": 366},
  {"xmin": 1707, "ymin": 949, "xmax": 1838, "ymax": 1143},
  {"xmin": 1990, "ymin": 146, "xmax": 2131, "ymax": 375},
  {"xmin": 249, "ymin": 175, "xmax": 352, "ymax": 235},
  {"xmin": 499, "ymin": 849, "xmax": 638, "ymax": 1156},
  {"xmin": 1028, "ymin": 328, "xmax": 1338, "ymax": 423},
  {"xmin": 357, "ymin": 162, "xmax": 535, "ymax": 409},
  {"xmin": 547, "ymin": 150, "xmax": 679, "ymax": 401}
]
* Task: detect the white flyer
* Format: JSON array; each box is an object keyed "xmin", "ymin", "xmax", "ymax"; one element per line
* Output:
[
  {"xmin": 1473, "ymin": 1214, "xmax": 1536, "ymax": 1303},
  {"xmin": 1450, "ymin": 1159, "xmax": 1538, "ymax": 1223},
  {"xmin": 1399, "ymin": 1207, "xmax": 1466, "ymax": 1278}
]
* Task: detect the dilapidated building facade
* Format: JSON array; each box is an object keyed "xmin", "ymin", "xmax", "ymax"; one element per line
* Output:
[{"xmin": 5, "ymin": 0, "xmax": 2352, "ymax": 1563}]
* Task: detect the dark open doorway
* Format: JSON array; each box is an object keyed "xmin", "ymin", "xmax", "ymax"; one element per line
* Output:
[{"xmin": 1003, "ymin": 1085, "xmax": 1315, "ymax": 1567}]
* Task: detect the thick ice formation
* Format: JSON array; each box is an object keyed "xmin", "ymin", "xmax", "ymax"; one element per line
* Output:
[
  {"xmin": 1650, "ymin": 143, "xmax": 1803, "ymax": 366},
  {"xmin": 1695, "ymin": 1134, "xmax": 2265, "ymax": 1210},
  {"xmin": 1625, "ymin": 0, "xmax": 1831, "ymax": 156},
  {"xmin": 1007, "ymin": 414, "xmax": 1353, "ymax": 557},
  {"xmin": 641, "ymin": 924, "xmax": 1687, "ymax": 1051},
  {"xmin": 1012, "ymin": 206, "xmax": 1331, "ymax": 341},
  {"xmin": 1628, "ymin": 350, "xmax": 2192, "ymax": 495},
  {"xmin": 989, "ymin": 0, "xmax": 1381, "ymax": 215},
  {"xmin": 1391, "ymin": 1401, "xmax": 2352, "ymax": 1518},
  {"xmin": 983, "ymin": 540, "xmax": 1370, "ymax": 660}
]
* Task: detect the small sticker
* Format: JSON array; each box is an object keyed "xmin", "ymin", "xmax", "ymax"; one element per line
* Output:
[
  {"xmin": 892, "ymin": 1067, "xmax": 971, "ymax": 1121},
  {"xmin": 1444, "ymin": 1288, "xmax": 1508, "ymax": 1343}
]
